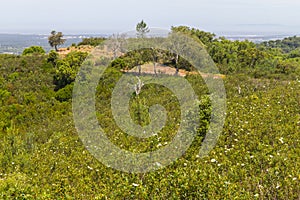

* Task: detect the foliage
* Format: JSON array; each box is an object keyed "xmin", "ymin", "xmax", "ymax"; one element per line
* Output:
[
  {"xmin": 55, "ymin": 83, "xmax": 74, "ymax": 102},
  {"xmin": 47, "ymin": 50, "xmax": 59, "ymax": 66},
  {"xmin": 78, "ymin": 37, "xmax": 106, "ymax": 47},
  {"xmin": 48, "ymin": 31, "xmax": 66, "ymax": 52},
  {"xmin": 53, "ymin": 51, "xmax": 88, "ymax": 90},
  {"xmin": 260, "ymin": 35, "xmax": 300, "ymax": 53},
  {"xmin": 0, "ymin": 28, "xmax": 299, "ymax": 199},
  {"xmin": 136, "ymin": 20, "xmax": 150, "ymax": 38},
  {"xmin": 22, "ymin": 46, "xmax": 45, "ymax": 56},
  {"xmin": 171, "ymin": 26, "xmax": 216, "ymax": 46},
  {"xmin": 110, "ymin": 47, "xmax": 194, "ymax": 74},
  {"xmin": 169, "ymin": 26, "xmax": 300, "ymax": 79}
]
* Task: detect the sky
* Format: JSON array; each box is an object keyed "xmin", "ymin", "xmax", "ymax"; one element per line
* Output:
[{"xmin": 1, "ymin": 0, "xmax": 300, "ymax": 35}]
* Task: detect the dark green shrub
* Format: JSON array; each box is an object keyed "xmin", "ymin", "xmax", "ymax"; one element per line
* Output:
[{"xmin": 55, "ymin": 83, "xmax": 74, "ymax": 102}]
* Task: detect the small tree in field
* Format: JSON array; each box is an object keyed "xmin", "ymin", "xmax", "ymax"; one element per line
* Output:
[
  {"xmin": 136, "ymin": 20, "xmax": 150, "ymax": 38},
  {"xmin": 48, "ymin": 31, "xmax": 66, "ymax": 51}
]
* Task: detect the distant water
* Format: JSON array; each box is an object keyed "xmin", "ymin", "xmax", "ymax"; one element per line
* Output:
[
  {"xmin": 0, "ymin": 33, "xmax": 297, "ymax": 55},
  {"xmin": 0, "ymin": 34, "xmax": 107, "ymax": 54}
]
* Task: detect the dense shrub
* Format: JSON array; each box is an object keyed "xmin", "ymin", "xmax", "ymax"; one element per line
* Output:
[
  {"xmin": 22, "ymin": 46, "xmax": 45, "ymax": 56},
  {"xmin": 53, "ymin": 51, "xmax": 88, "ymax": 90},
  {"xmin": 55, "ymin": 83, "xmax": 74, "ymax": 102},
  {"xmin": 78, "ymin": 37, "xmax": 106, "ymax": 47}
]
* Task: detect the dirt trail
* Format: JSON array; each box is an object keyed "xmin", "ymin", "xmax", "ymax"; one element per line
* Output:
[{"xmin": 123, "ymin": 64, "xmax": 225, "ymax": 79}]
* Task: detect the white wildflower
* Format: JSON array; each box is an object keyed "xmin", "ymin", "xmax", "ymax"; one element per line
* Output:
[{"xmin": 279, "ymin": 137, "xmax": 284, "ymax": 144}]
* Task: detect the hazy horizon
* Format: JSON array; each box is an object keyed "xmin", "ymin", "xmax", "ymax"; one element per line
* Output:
[{"xmin": 1, "ymin": 0, "xmax": 299, "ymax": 35}]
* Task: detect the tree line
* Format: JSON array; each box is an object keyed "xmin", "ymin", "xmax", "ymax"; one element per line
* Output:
[{"xmin": 22, "ymin": 20, "xmax": 299, "ymax": 94}]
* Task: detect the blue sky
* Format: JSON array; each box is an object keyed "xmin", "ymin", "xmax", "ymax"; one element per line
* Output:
[{"xmin": 1, "ymin": 0, "xmax": 300, "ymax": 34}]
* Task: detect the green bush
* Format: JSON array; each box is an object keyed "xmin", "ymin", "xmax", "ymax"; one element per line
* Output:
[
  {"xmin": 78, "ymin": 37, "xmax": 106, "ymax": 47},
  {"xmin": 22, "ymin": 46, "xmax": 45, "ymax": 56},
  {"xmin": 55, "ymin": 83, "xmax": 74, "ymax": 102},
  {"xmin": 53, "ymin": 51, "xmax": 88, "ymax": 90}
]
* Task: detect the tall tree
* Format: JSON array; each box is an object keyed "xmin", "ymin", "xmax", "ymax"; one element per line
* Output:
[
  {"xmin": 136, "ymin": 20, "xmax": 150, "ymax": 38},
  {"xmin": 48, "ymin": 31, "xmax": 66, "ymax": 52}
]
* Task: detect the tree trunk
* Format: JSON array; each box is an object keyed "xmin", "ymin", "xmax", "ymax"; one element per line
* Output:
[
  {"xmin": 153, "ymin": 62, "xmax": 157, "ymax": 76},
  {"xmin": 175, "ymin": 54, "xmax": 179, "ymax": 75},
  {"xmin": 55, "ymin": 45, "xmax": 58, "ymax": 52},
  {"xmin": 138, "ymin": 65, "xmax": 141, "ymax": 76}
]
